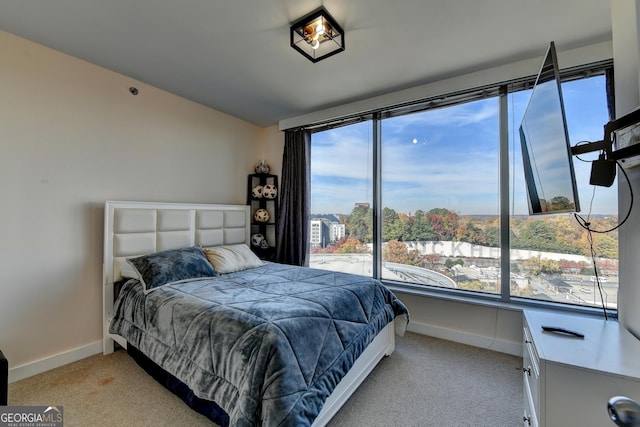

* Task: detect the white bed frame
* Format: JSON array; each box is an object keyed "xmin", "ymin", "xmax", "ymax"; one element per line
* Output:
[{"xmin": 102, "ymin": 200, "xmax": 395, "ymax": 426}]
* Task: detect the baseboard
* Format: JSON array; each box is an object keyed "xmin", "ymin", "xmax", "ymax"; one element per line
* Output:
[
  {"xmin": 8, "ymin": 341, "xmax": 102, "ymax": 383},
  {"xmin": 407, "ymin": 321, "xmax": 522, "ymax": 357}
]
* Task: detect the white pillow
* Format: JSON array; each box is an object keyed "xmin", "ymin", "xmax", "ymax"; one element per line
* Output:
[
  {"xmin": 204, "ymin": 244, "xmax": 265, "ymax": 274},
  {"xmin": 116, "ymin": 258, "xmax": 140, "ymax": 280}
]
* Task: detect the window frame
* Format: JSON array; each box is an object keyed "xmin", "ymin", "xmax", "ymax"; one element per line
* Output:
[{"xmin": 309, "ymin": 59, "xmax": 615, "ymax": 317}]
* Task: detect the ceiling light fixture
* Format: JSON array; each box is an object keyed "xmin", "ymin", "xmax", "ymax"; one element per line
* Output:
[{"xmin": 290, "ymin": 7, "xmax": 344, "ymax": 63}]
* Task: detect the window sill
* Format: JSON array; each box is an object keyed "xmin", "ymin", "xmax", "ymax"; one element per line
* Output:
[{"xmin": 382, "ymin": 279, "xmax": 617, "ymax": 320}]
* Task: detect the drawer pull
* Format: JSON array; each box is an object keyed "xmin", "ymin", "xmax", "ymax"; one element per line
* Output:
[
  {"xmin": 525, "ymin": 340, "xmax": 532, "ymax": 344},
  {"xmin": 523, "ymin": 415, "xmax": 531, "ymax": 425},
  {"xmin": 522, "ymin": 367, "xmax": 531, "ymax": 376}
]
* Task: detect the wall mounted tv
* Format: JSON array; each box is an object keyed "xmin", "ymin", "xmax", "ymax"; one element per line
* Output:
[{"xmin": 519, "ymin": 41, "xmax": 580, "ymax": 215}]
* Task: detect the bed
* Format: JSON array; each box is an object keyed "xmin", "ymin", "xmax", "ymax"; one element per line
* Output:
[{"xmin": 102, "ymin": 201, "xmax": 408, "ymax": 426}]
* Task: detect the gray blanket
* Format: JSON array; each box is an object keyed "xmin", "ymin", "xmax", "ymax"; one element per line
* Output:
[{"xmin": 109, "ymin": 262, "xmax": 408, "ymax": 426}]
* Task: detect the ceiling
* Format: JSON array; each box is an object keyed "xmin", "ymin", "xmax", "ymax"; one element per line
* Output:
[{"xmin": 0, "ymin": 1, "xmax": 612, "ymax": 127}]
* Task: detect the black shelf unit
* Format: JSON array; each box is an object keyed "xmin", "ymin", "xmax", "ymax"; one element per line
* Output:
[{"xmin": 247, "ymin": 173, "xmax": 278, "ymax": 260}]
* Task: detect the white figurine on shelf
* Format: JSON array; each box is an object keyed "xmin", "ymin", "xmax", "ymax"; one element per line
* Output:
[
  {"xmin": 255, "ymin": 160, "xmax": 270, "ymax": 174},
  {"xmin": 262, "ymin": 184, "xmax": 277, "ymax": 199},
  {"xmin": 251, "ymin": 233, "xmax": 264, "ymax": 247},
  {"xmin": 254, "ymin": 209, "xmax": 269, "ymax": 223},
  {"xmin": 251, "ymin": 185, "xmax": 263, "ymax": 198}
]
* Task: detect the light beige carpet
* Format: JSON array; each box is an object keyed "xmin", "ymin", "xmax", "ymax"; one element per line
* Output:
[
  {"xmin": 327, "ymin": 332, "xmax": 523, "ymax": 427},
  {"xmin": 9, "ymin": 349, "xmax": 213, "ymax": 427},
  {"xmin": 9, "ymin": 332, "xmax": 522, "ymax": 426}
]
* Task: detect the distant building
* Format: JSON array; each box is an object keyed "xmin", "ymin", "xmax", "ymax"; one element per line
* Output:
[
  {"xmin": 310, "ymin": 218, "xmax": 346, "ymax": 248},
  {"xmin": 330, "ymin": 222, "xmax": 346, "ymax": 243},
  {"xmin": 354, "ymin": 202, "xmax": 370, "ymax": 208},
  {"xmin": 310, "ymin": 220, "xmax": 330, "ymax": 247}
]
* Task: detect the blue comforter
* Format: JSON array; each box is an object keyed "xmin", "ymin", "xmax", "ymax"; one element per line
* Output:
[{"xmin": 109, "ymin": 262, "xmax": 408, "ymax": 426}]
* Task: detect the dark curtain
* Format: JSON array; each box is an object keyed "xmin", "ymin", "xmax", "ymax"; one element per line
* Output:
[
  {"xmin": 605, "ymin": 67, "xmax": 616, "ymax": 121},
  {"xmin": 275, "ymin": 129, "xmax": 311, "ymax": 266}
]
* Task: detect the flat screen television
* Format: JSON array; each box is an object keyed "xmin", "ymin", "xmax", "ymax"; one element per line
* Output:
[{"xmin": 519, "ymin": 41, "xmax": 581, "ymax": 215}]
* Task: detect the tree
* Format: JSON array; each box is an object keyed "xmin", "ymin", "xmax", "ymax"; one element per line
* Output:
[
  {"xmin": 515, "ymin": 219, "xmax": 576, "ymax": 253},
  {"xmin": 456, "ymin": 220, "xmax": 487, "ymax": 245},
  {"xmin": 424, "ymin": 253, "xmax": 442, "ymax": 269},
  {"xmin": 384, "ymin": 240, "xmax": 410, "ymax": 263},
  {"xmin": 346, "ymin": 205, "xmax": 372, "ymax": 243},
  {"xmin": 383, "ymin": 240, "xmax": 425, "ymax": 266},
  {"xmin": 521, "ymin": 257, "xmax": 561, "ymax": 276},
  {"xmin": 578, "ymin": 231, "xmax": 618, "ymax": 259},
  {"xmin": 521, "ymin": 257, "xmax": 540, "ymax": 275},
  {"xmin": 484, "ymin": 225, "xmax": 500, "ymax": 247},
  {"xmin": 539, "ymin": 258, "xmax": 562, "ymax": 275},
  {"xmin": 382, "ymin": 207, "xmax": 407, "ymax": 241},
  {"xmin": 548, "ymin": 196, "xmax": 574, "ymax": 212},
  {"xmin": 407, "ymin": 210, "xmax": 438, "ymax": 241},
  {"xmin": 445, "ymin": 258, "xmax": 464, "ymax": 269},
  {"xmin": 597, "ymin": 258, "xmax": 618, "ymax": 275},
  {"xmin": 336, "ymin": 237, "xmax": 367, "ymax": 254},
  {"xmin": 548, "ymin": 216, "xmax": 582, "ymax": 249},
  {"xmin": 427, "ymin": 208, "xmax": 459, "ymax": 241},
  {"xmin": 557, "ymin": 259, "xmax": 588, "ymax": 273}
]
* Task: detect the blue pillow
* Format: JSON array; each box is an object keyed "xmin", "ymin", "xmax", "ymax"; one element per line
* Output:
[{"xmin": 127, "ymin": 246, "xmax": 217, "ymax": 292}]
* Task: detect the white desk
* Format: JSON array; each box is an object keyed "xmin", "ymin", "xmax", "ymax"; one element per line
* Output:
[{"xmin": 523, "ymin": 310, "xmax": 640, "ymax": 426}]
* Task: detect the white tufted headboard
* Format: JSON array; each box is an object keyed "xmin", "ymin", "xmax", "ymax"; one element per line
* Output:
[{"xmin": 102, "ymin": 201, "xmax": 250, "ymax": 354}]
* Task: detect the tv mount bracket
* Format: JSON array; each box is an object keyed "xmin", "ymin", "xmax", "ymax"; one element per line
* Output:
[
  {"xmin": 571, "ymin": 108, "xmax": 640, "ymax": 162},
  {"xmin": 570, "ymin": 108, "xmax": 640, "ymax": 186}
]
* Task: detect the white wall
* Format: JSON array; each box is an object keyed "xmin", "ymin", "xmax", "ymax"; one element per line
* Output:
[
  {"xmin": 258, "ymin": 125, "xmax": 284, "ymax": 180},
  {"xmin": 612, "ymin": 0, "xmax": 640, "ymax": 339},
  {"xmin": 0, "ymin": 30, "xmax": 263, "ymax": 378},
  {"xmin": 395, "ymin": 292, "xmax": 524, "ymax": 355}
]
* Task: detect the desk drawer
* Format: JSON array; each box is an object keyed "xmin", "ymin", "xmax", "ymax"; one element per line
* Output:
[
  {"xmin": 523, "ymin": 373, "xmax": 539, "ymax": 427},
  {"xmin": 523, "ymin": 322, "xmax": 540, "ymax": 424}
]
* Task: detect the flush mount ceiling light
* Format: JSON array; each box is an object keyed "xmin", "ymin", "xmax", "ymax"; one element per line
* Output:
[{"xmin": 290, "ymin": 7, "xmax": 344, "ymax": 63}]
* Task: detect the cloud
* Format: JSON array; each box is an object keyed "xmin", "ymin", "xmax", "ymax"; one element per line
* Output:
[
  {"xmin": 384, "ymin": 100, "xmax": 499, "ymax": 133},
  {"xmin": 311, "ymin": 80, "xmax": 617, "ymax": 216}
]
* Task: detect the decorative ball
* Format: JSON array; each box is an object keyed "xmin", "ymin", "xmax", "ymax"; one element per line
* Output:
[
  {"xmin": 251, "ymin": 185, "xmax": 263, "ymax": 198},
  {"xmin": 262, "ymin": 184, "xmax": 278, "ymax": 199},
  {"xmin": 254, "ymin": 208, "xmax": 270, "ymax": 223},
  {"xmin": 255, "ymin": 160, "xmax": 270, "ymax": 174},
  {"xmin": 251, "ymin": 233, "xmax": 265, "ymax": 247}
]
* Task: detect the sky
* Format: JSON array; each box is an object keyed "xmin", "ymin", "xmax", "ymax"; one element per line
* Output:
[{"xmin": 310, "ymin": 74, "xmax": 618, "ymax": 217}]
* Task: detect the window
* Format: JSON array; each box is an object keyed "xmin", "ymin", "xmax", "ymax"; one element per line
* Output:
[
  {"xmin": 309, "ymin": 61, "xmax": 617, "ymax": 311},
  {"xmin": 380, "ymin": 99, "xmax": 501, "ymax": 294},
  {"xmin": 509, "ymin": 75, "xmax": 618, "ymax": 309},
  {"xmin": 310, "ymin": 121, "xmax": 374, "ymax": 277}
]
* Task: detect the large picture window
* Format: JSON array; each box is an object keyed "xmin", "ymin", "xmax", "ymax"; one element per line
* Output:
[
  {"xmin": 309, "ymin": 61, "xmax": 617, "ymax": 311},
  {"xmin": 509, "ymin": 74, "xmax": 617, "ymax": 309},
  {"xmin": 310, "ymin": 121, "xmax": 374, "ymax": 277},
  {"xmin": 380, "ymin": 99, "xmax": 501, "ymax": 294}
]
